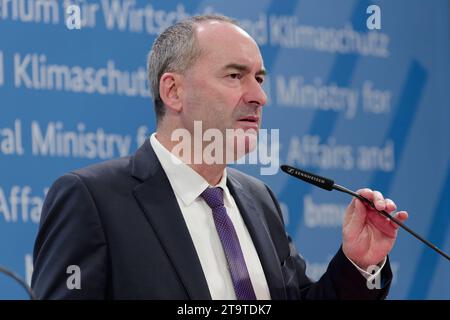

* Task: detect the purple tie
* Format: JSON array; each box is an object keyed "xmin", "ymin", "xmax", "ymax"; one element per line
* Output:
[{"xmin": 200, "ymin": 187, "xmax": 257, "ymax": 300}]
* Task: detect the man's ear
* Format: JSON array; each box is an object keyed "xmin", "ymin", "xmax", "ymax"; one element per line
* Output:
[{"xmin": 159, "ymin": 72, "xmax": 183, "ymax": 112}]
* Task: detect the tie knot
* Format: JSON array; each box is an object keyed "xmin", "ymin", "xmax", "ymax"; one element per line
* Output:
[{"xmin": 200, "ymin": 187, "xmax": 224, "ymax": 209}]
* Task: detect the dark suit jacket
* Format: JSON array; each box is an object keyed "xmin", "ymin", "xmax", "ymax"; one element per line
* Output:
[{"xmin": 31, "ymin": 140, "xmax": 392, "ymax": 299}]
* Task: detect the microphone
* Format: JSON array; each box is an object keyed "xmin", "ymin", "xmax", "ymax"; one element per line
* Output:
[
  {"xmin": 280, "ymin": 164, "xmax": 450, "ymax": 261},
  {"xmin": 0, "ymin": 266, "xmax": 37, "ymax": 300}
]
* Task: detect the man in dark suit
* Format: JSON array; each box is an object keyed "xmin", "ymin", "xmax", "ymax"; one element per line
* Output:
[{"xmin": 31, "ymin": 15, "xmax": 408, "ymax": 299}]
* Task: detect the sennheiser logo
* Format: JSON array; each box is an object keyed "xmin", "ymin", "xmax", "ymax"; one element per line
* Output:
[
  {"xmin": 299, "ymin": 171, "xmax": 324, "ymax": 184},
  {"xmin": 0, "ymin": 51, "xmax": 4, "ymax": 87}
]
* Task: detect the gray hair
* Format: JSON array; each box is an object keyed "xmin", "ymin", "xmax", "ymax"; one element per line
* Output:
[{"xmin": 147, "ymin": 14, "xmax": 239, "ymax": 122}]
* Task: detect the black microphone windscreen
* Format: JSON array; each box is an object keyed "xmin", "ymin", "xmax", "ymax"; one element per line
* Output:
[{"xmin": 280, "ymin": 165, "xmax": 334, "ymax": 191}]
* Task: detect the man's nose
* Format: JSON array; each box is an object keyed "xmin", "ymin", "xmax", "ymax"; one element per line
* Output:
[{"xmin": 243, "ymin": 78, "xmax": 267, "ymax": 107}]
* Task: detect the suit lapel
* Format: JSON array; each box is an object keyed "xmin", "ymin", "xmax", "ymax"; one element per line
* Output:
[
  {"xmin": 131, "ymin": 140, "xmax": 211, "ymax": 300},
  {"xmin": 227, "ymin": 174, "xmax": 287, "ymax": 300}
]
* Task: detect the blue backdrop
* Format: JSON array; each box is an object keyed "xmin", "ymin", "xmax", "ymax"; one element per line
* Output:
[{"xmin": 0, "ymin": 0, "xmax": 449, "ymax": 299}]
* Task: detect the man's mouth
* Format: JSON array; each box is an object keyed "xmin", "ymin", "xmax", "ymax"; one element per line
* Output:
[
  {"xmin": 236, "ymin": 116, "xmax": 260, "ymax": 131},
  {"xmin": 237, "ymin": 116, "xmax": 259, "ymax": 123}
]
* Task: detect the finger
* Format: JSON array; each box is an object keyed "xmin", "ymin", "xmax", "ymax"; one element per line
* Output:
[
  {"xmin": 372, "ymin": 190, "xmax": 386, "ymax": 211},
  {"xmin": 390, "ymin": 211, "xmax": 408, "ymax": 229},
  {"xmin": 356, "ymin": 188, "xmax": 373, "ymax": 200},
  {"xmin": 356, "ymin": 188, "xmax": 388, "ymax": 212},
  {"xmin": 343, "ymin": 198, "xmax": 356, "ymax": 226},
  {"xmin": 349, "ymin": 198, "xmax": 367, "ymax": 231},
  {"xmin": 385, "ymin": 199, "xmax": 397, "ymax": 214},
  {"xmin": 369, "ymin": 206, "xmax": 394, "ymax": 227}
]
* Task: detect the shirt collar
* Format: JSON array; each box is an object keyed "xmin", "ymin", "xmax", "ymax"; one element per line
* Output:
[{"xmin": 150, "ymin": 133, "xmax": 230, "ymax": 206}]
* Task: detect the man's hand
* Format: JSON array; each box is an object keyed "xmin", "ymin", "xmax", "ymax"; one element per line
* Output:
[{"xmin": 342, "ymin": 188, "xmax": 408, "ymax": 270}]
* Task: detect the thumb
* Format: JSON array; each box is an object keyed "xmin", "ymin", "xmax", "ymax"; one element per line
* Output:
[{"xmin": 346, "ymin": 198, "xmax": 367, "ymax": 236}]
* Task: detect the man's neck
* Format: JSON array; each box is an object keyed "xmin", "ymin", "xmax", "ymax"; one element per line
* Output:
[
  {"xmin": 189, "ymin": 163, "xmax": 225, "ymax": 186},
  {"xmin": 155, "ymin": 131, "xmax": 226, "ymax": 186}
]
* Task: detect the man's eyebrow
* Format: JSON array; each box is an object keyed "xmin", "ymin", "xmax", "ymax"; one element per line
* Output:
[{"xmin": 224, "ymin": 63, "xmax": 267, "ymax": 76}]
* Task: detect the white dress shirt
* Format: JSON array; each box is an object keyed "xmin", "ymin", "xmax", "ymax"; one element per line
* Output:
[
  {"xmin": 150, "ymin": 133, "xmax": 271, "ymax": 300},
  {"xmin": 150, "ymin": 133, "xmax": 385, "ymax": 298}
]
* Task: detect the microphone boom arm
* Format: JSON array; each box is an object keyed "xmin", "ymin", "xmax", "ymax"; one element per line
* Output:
[
  {"xmin": 332, "ymin": 183, "xmax": 449, "ymax": 261},
  {"xmin": 281, "ymin": 165, "xmax": 450, "ymax": 261}
]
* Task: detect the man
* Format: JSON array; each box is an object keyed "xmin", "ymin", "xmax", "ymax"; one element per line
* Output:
[{"xmin": 31, "ymin": 15, "xmax": 408, "ymax": 299}]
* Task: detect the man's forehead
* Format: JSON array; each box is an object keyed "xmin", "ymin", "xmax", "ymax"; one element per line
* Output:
[
  {"xmin": 194, "ymin": 21, "xmax": 264, "ymax": 69},
  {"xmin": 194, "ymin": 20, "xmax": 259, "ymax": 52}
]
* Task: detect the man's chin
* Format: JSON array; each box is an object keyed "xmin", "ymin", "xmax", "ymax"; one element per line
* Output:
[
  {"xmin": 235, "ymin": 121, "xmax": 260, "ymax": 133},
  {"xmin": 225, "ymin": 128, "xmax": 258, "ymax": 163}
]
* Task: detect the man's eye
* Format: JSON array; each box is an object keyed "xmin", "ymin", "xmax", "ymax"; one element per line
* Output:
[
  {"xmin": 228, "ymin": 73, "xmax": 242, "ymax": 80},
  {"xmin": 256, "ymin": 77, "xmax": 264, "ymax": 84}
]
